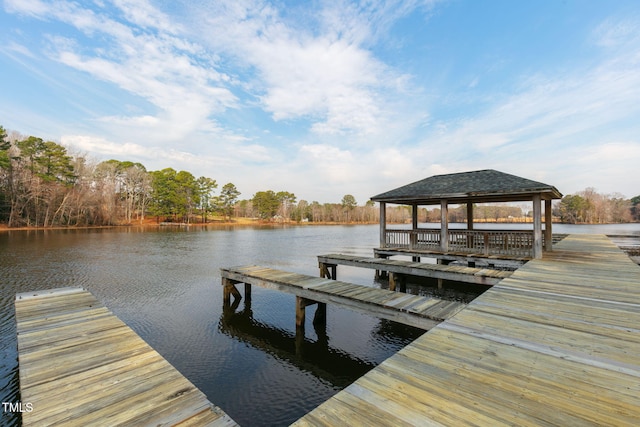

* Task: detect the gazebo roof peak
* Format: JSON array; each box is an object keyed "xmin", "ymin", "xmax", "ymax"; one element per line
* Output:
[{"xmin": 370, "ymin": 169, "xmax": 562, "ymax": 204}]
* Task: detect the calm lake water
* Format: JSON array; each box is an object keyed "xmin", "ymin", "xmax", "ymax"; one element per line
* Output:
[{"xmin": 1, "ymin": 223, "xmax": 639, "ymax": 426}]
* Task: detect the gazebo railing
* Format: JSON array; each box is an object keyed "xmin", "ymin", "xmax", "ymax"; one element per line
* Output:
[{"xmin": 384, "ymin": 229, "xmax": 539, "ymax": 258}]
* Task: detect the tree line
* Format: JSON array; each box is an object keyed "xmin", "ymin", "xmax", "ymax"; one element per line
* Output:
[
  {"xmin": 0, "ymin": 126, "xmax": 240, "ymax": 227},
  {"xmin": 0, "ymin": 126, "xmax": 376, "ymax": 227},
  {"xmin": 234, "ymin": 193, "xmax": 377, "ymax": 223},
  {"xmin": 2, "ymin": 126, "xmax": 638, "ymax": 227},
  {"xmin": 558, "ymin": 188, "xmax": 640, "ymax": 224}
]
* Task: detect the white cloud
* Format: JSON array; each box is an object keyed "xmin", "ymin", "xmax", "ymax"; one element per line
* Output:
[
  {"xmin": 298, "ymin": 144, "xmax": 357, "ymax": 183},
  {"xmin": 593, "ymin": 16, "xmax": 640, "ymax": 48},
  {"xmin": 111, "ymin": 0, "xmax": 179, "ymax": 33},
  {"xmin": 8, "ymin": 0, "xmax": 238, "ymax": 144},
  {"xmin": 4, "ymin": 41, "xmax": 35, "ymax": 58},
  {"xmin": 3, "ymin": 0, "xmax": 49, "ymax": 16},
  {"xmin": 63, "ymin": 134, "xmax": 150, "ymax": 158},
  {"xmin": 190, "ymin": 0, "xmax": 426, "ymax": 136}
]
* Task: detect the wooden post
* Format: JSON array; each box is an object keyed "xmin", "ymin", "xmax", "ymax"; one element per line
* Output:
[
  {"xmin": 223, "ymin": 278, "xmax": 242, "ymax": 306},
  {"xmin": 375, "ymin": 253, "xmax": 388, "ymax": 278},
  {"xmin": 389, "ymin": 273, "xmax": 406, "ymax": 292},
  {"xmin": 296, "ymin": 297, "xmax": 318, "ymax": 327},
  {"xmin": 533, "ymin": 194, "xmax": 542, "ymax": 259},
  {"xmin": 483, "ymin": 232, "xmax": 489, "ymax": 256},
  {"xmin": 295, "ymin": 323, "xmax": 305, "ymax": 356},
  {"xmin": 296, "ymin": 299, "xmax": 325, "ymax": 352},
  {"xmin": 411, "ymin": 204, "xmax": 418, "ymax": 249},
  {"xmin": 467, "ymin": 202, "xmax": 474, "ymax": 250},
  {"xmin": 440, "ymin": 200, "xmax": 449, "ymax": 252},
  {"xmin": 296, "ymin": 296, "xmax": 306, "ymax": 328},
  {"xmin": 379, "ymin": 202, "xmax": 386, "ymax": 248},
  {"xmin": 313, "ymin": 303, "xmax": 327, "ymax": 326},
  {"xmin": 314, "ymin": 308, "xmax": 328, "ymax": 347},
  {"xmin": 244, "ymin": 283, "xmax": 251, "ymax": 303},
  {"xmin": 320, "ymin": 263, "xmax": 337, "ymax": 279},
  {"xmin": 320, "ymin": 263, "xmax": 327, "ymax": 278},
  {"xmin": 544, "ymin": 199, "xmax": 553, "ymax": 251}
]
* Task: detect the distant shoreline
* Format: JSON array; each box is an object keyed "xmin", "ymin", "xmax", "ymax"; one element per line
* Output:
[
  {"xmin": 0, "ymin": 218, "xmax": 376, "ymax": 231},
  {"xmin": 2, "ymin": 218, "xmax": 638, "ymax": 232}
]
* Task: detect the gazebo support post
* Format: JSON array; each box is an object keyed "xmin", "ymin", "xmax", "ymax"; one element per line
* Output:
[
  {"xmin": 379, "ymin": 202, "xmax": 386, "ymax": 249},
  {"xmin": 440, "ymin": 200, "xmax": 449, "ymax": 253},
  {"xmin": 545, "ymin": 199, "xmax": 553, "ymax": 251},
  {"xmin": 411, "ymin": 204, "xmax": 418, "ymax": 250},
  {"xmin": 466, "ymin": 202, "xmax": 474, "ymax": 265},
  {"xmin": 533, "ymin": 194, "xmax": 542, "ymax": 259}
]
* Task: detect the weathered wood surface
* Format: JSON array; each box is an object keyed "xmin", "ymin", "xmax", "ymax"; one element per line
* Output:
[
  {"xmin": 293, "ymin": 234, "xmax": 640, "ymax": 426},
  {"xmin": 374, "ymin": 247, "xmax": 528, "ymax": 269},
  {"xmin": 318, "ymin": 253, "xmax": 512, "ymax": 285},
  {"xmin": 15, "ymin": 287, "xmax": 238, "ymax": 427},
  {"xmin": 221, "ymin": 266, "xmax": 466, "ymax": 330}
]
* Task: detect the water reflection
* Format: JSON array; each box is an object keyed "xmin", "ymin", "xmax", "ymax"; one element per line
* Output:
[{"xmin": 220, "ymin": 300, "xmax": 376, "ymax": 388}]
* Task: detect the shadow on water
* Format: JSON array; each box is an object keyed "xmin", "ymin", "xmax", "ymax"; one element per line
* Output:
[
  {"xmin": 219, "ymin": 293, "xmax": 427, "ymax": 389},
  {"xmin": 220, "ymin": 301, "xmax": 376, "ymax": 388}
]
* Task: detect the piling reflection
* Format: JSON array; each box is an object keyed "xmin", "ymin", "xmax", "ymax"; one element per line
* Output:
[{"xmin": 220, "ymin": 300, "xmax": 376, "ymax": 387}]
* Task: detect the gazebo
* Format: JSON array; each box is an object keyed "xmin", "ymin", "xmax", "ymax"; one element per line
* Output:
[{"xmin": 370, "ymin": 169, "xmax": 562, "ymax": 260}]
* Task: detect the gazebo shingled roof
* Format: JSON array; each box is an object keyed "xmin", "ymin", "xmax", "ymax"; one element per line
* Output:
[{"xmin": 371, "ymin": 169, "xmax": 562, "ymax": 205}]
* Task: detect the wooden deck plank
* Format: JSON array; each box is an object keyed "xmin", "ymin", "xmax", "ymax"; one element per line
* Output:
[
  {"xmin": 407, "ymin": 330, "xmax": 640, "ymax": 405},
  {"xmin": 16, "ymin": 288, "xmax": 238, "ymax": 427},
  {"xmin": 15, "ymin": 293, "xmax": 102, "ymax": 323},
  {"xmin": 388, "ymin": 343, "xmax": 633, "ymax": 426},
  {"xmin": 445, "ymin": 308, "xmax": 640, "ymax": 367},
  {"xmin": 294, "ymin": 234, "xmax": 640, "ymax": 426},
  {"xmin": 318, "ymin": 253, "xmax": 510, "ymax": 285},
  {"xmin": 472, "ymin": 291, "xmax": 640, "ymax": 338},
  {"xmin": 221, "ymin": 266, "xmax": 465, "ymax": 329}
]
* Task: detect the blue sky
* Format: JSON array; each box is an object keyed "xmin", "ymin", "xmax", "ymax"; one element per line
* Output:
[{"xmin": 1, "ymin": 0, "xmax": 639, "ymax": 204}]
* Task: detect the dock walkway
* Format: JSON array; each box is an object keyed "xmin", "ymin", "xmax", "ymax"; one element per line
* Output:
[
  {"xmin": 293, "ymin": 234, "xmax": 640, "ymax": 426},
  {"xmin": 220, "ymin": 266, "xmax": 466, "ymax": 330},
  {"xmin": 318, "ymin": 253, "xmax": 512, "ymax": 286},
  {"xmin": 15, "ymin": 287, "xmax": 238, "ymax": 427}
]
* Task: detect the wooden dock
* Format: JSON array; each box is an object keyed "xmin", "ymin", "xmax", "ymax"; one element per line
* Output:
[
  {"xmin": 318, "ymin": 253, "xmax": 512, "ymax": 286},
  {"xmin": 374, "ymin": 247, "xmax": 529, "ymax": 269},
  {"xmin": 15, "ymin": 287, "xmax": 238, "ymax": 427},
  {"xmin": 221, "ymin": 266, "xmax": 466, "ymax": 330},
  {"xmin": 293, "ymin": 234, "xmax": 640, "ymax": 426}
]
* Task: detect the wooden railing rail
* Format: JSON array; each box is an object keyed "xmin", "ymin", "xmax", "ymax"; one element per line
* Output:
[{"xmin": 384, "ymin": 229, "xmax": 539, "ymax": 257}]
